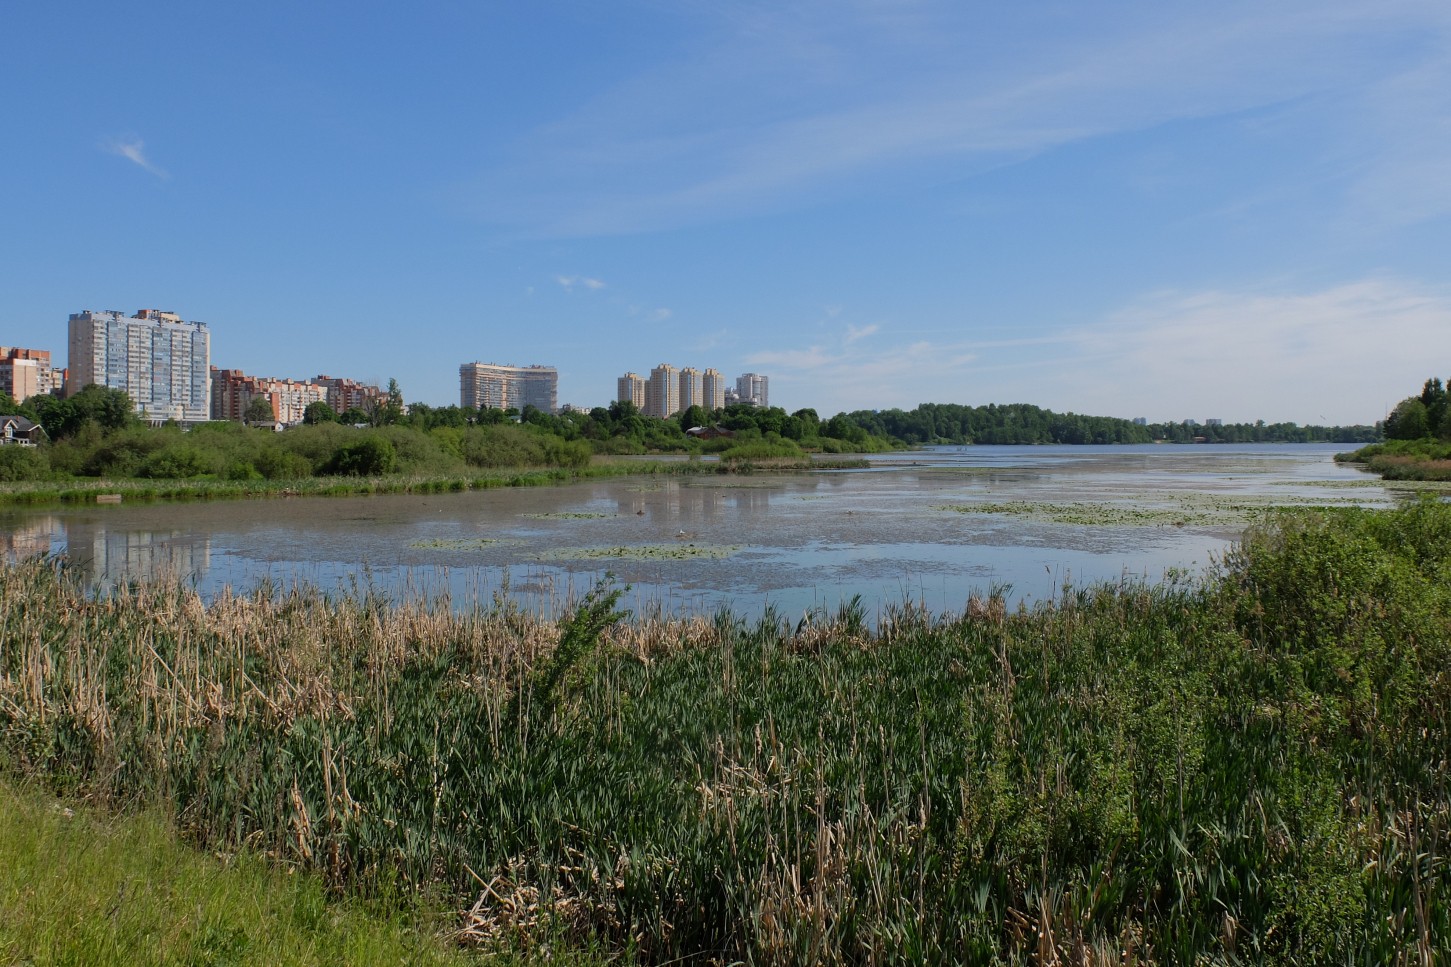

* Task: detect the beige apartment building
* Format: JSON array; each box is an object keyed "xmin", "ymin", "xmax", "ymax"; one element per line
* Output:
[
  {"xmin": 701, "ymin": 368, "xmax": 726, "ymax": 410},
  {"xmin": 616, "ymin": 372, "xmax": 646, "ymax": 410},
  {"xmin": 646, "ymin": 363, "xmax": 679, "ymax": 418},
  {"xmin": 678, "ymin": 367, "xmax": 704, "ymax": 412},
  {"xmin": 0, "ymin": 347, "xmax": 61, "ymax": 402}
]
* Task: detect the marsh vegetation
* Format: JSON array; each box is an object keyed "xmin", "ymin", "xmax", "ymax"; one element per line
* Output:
[{"xmin": 3, "ymin": 501, "xmax": 1447, "ymax": 963}]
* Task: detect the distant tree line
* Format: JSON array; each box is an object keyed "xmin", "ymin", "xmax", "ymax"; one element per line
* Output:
[
  {"xmin": 0, "ymin": 382, "xmax": 1382, "ymax": 484},
  {"xmin": 820, "ymin": 402, "xmax": 1376, "ymax": 446}
]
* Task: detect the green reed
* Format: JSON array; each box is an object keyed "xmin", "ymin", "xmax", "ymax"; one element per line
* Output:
[{"xmin": 2, "ymin": 502, "xmax": 1448, "ymax": 963}]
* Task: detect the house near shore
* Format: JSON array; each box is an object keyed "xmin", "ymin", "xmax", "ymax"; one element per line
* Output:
[{"xmin": 0, "ymin": 415, "xmax": 46, "ymax": 446}]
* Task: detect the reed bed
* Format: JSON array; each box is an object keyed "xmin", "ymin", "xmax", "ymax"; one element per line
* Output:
[
  {"xmin": 2, "ymin": 502, "xmax": 1449, "ymax": 964},
  {"xmin": 0, "ymin": 456, "xmax": 870, "ymax": 507}
]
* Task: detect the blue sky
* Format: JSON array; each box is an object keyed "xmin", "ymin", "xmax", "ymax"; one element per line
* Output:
[{"xmin": 4, "ymin": 0, "xmax": 1450, "ymax": 424}]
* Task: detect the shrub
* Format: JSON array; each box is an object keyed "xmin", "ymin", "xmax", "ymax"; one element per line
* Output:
[
  {"xmin": 0, "ymin": 445, "xmax": 49, "ymax": 482},
  {"xmin": 140, "ymin": 445, "xmax": 215, "ymax": 479},
  {"xmin": 323, "ymin": 436, "xmax": 398, "ymax": 476}
]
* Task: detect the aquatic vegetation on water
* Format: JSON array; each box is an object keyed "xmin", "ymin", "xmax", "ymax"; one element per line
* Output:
[
  {"xmin": 520, "ymin": 512, "xmax": 615, "ymax": 520},
  {"xmin": 408, "ymin": 537, "xmax": 510, "ymax": 550},
  {"xmin": 537, "ymin": 542, "xmax": 741, "ymax": 561},
  {"xmin": 940, "ymin": 490, "xmax": 1381, "ymax": 527}
]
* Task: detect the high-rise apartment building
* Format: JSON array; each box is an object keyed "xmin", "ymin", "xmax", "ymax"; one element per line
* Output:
[
  {"xmin": 617, "ymin": 372, "xmax": 646, "ymax": 410},
  {"xmin": 736, "ymin": 372, "xmax": 768, "ymax": 408},
  {"xmin": 460, "ymin": 362, "xmax": 558, "ymax": 414},
  {"xmin": 678, "ymin": 367, "xmax": 704, "ymax": 412},
  {"xmin": 0, "ymin": 347, "xmax": 60, "ymax": 403},
  {"xmin": 646, "ymin": 363, "xmax": 679, "ymax": 418},
  {"xmin": 67, "ymin": 309, "xmax": 210, "ymax": 422},
  {"xmin": 314, "ymin": 375, "xmax": 384, "ymax": 415},
  {"xmin": 211, "ymin": 368, "xmax": 328, "ymax": 425},
  {"xmin": 702, "ymin": 368, "xmax": 726, "ymax": 410}
]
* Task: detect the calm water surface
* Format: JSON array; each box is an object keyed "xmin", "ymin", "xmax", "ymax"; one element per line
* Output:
[{"xmin": 0, "ymin": 444, "xmax": 1398, "ymax": 619}]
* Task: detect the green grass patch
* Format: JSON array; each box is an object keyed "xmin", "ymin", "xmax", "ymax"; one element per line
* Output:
[{"xmin": 0, "ymin": 782, "xmax": 481, "ymax": 966}]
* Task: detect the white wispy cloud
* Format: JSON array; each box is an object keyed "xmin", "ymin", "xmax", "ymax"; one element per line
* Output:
[
  {"xmin": 1045, "ymin": 277, "xmax": 1451, "ymax": 424},
  {"xmin": 652, "ymin": 307, "xmax": 673, "ymax": 321},
  {"xmin": 556, "ymin": 275, "xmax": 606, "ymax": 292},
  {"xmin": 102, "ymin": 136, "xmax": 168, "ymax": 179},
  {"xmin": 745, "ymin": 322, "xmax": 987, "ymax": 413},
  {"xmin": 461, "ymin": 0, "xmax": 1451, "ymax": 235},
  {"xmin": 744, "ymin": 277, "xmax": 1451, "ymax": 422}
]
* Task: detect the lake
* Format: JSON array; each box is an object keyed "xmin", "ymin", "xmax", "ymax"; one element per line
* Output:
[{"xmin": 0, "ymin": 444, "xmax": 1401, "ymax": 620}]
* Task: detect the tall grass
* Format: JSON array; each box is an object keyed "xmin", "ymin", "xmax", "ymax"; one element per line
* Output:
[
  {"xmin": 0, "ymin": 455, "xmax": 870, "ymax": 506},
  {"xmin": 2, "ymin": 503, "xmax": 1448, "ymax": 963}
]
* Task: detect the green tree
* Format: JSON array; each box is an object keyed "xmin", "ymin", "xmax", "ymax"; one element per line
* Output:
[
  {"xmin": 369, "ymin": 378, "xmax": 404, "ymax": 427},
  {"xmin": 244, "ymin": 396, "xmax": 275, "ymax": 424},
  {"xmin": 1420, "ymin": 377, "xmax": 1447, "ymax": 437},
  {"xmin": 1385, "ymin": 397, "xmax": 1430, "ymax": 440},
  {"xmin": 678, "ymin": 405, "xmax": 712, "ymax": 432},
  {"xmin": 31, "ymin": 385, "xmax": 137, "ymax": 438},
  {"xmin": 302, "ymin": 400, "xmax": 337, "ymax": 425}
]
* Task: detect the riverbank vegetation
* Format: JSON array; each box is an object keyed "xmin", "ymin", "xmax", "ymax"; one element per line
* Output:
[
  {"xmin": 2, "ymin": 501, "xmax": 1446, "ymax": 963},
  {"xmin": 0, "ymin": 387, "xmax": 1377, "ymax": 496},
  {"xmin": 1337, "ymin": 376, "xmax": 1451, "ymax": 480}
]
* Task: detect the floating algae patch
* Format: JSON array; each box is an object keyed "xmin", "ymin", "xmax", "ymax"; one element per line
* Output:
[
  {"xmin": 939, "ymin": 491, "xmax": 1374, "ymax": 528},
  {"xmin": 521, "ymin": 512, "xmax": 615, "ymax": 519},
  {"xmin": 539, "ymin": 543, "xmax": 742, "ymax": 561},
  {"xmin": 409, "ymin": 537, "xmax": 511, "ymax": 550},
  {"xmin": 939, "ymin": 501, "xmax": 1214, "ymax": 527}
]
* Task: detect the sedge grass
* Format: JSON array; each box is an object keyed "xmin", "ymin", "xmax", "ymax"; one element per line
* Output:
[{"xmin": 2, "ymin": 502, "xmax": 1449, "ymax": 963}]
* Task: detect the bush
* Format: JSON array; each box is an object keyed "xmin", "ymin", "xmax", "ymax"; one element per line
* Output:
[
  {"xmin": 140, "ymin": 445, "xmax": 214, "ymax": 479},
  {"xmin": 323, "ymin": 436, "xmax": 398, "ymax": 476},
  {"xmin": 255, "ymin": 448, "xmax": 313, "ymax": 480},
  {"xmin": 0, "ymin": 445, "xmax": 49, "ymax": 482}
]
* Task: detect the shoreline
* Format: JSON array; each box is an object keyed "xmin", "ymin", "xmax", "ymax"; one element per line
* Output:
[{"xmin": 0, "ymin": 454, "xmax": 872, "ymax": 508}]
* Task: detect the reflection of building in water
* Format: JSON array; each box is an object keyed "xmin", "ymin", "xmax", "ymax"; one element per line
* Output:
[
  {"xmin": 613, "ymin": 480, "xmax": 777, "ymax": 521},
  {"xmin": 0, "ymin": 515, "xmax": 60, "ymax": 561},
  {"xmin": 63, "ymin": 519, "xmax": 211, "ymax": 587}
]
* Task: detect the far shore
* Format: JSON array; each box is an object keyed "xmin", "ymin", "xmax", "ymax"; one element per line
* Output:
[{"xmin": 0, "ymin": 454, "xmax": 872, "ymax": 508}]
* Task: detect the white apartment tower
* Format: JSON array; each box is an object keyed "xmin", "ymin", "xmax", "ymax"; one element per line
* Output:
[
  {"xmin": 67, "ymin": 309, "xmax": 210, "ymax": 422},
  {"xmin": 460, "ymin": 362, "xmax": 558, "ymax": 413},
  {"xmin": 646, "ymin": 363, "xmax": 679, "ymax": 418},
  {"xmin": 736, "ymin": 372, "xmax": 768, "ymax": 408}
]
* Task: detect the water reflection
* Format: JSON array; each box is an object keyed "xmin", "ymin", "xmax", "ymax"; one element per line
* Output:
[
  {"xmin": 64, "ymin": 518, "xmax": 211, "ymax": 587},
  {"xmin": 0, "ymin": 514, "xmax": 55, "ymax": 561},
  {"xmin": 0, "ymin": 511, "xmax": 211, "ymax": 587},
  {"xmin": 0, "ymin": 445, "xmax": 1402, "ymax": 618}
]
